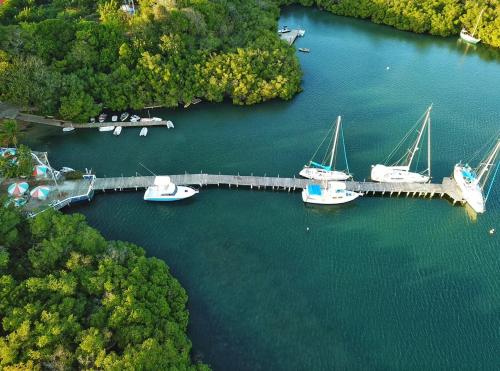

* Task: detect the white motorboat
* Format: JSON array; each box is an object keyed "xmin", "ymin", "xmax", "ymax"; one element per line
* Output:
[
  {"xmin": 140, "ymin": 117, "xmax": 162, "ymax": 122},
  {"xmin": 98, "ymin": 113, "xmax": 107, "ymax": 123},
  {"xmin": 371, "ymin": 105, "xmax": 432, "ymax": 183},
  {"xmin": 60, "ymin": 167, "xmax": 75, "ymax": 173},
  {"xmin": 460, "ymin": 8, "xmax": 484, "ymax": 44},
  {"xmin": 278, "ymin": 26, "xmax": 290, "ymax": 34},
  {"xmin": 62, "ymin": 126, "xmax": 75, "ymax": 132},
  {"xmin": 139, "ymin": 127, "xmax": 148, "ymax": 136},
  {"xmin": 113, "ymin": 126, "xmax": 122, "ymax": 136},
  {"xmin": 166, "ymin": 120, "xmax": 174, "ymax": 129},
  {"xmin": 302, "ymin": 181, "xmax": 362, "ymax": 205},
  {"xmin": 111, "ymin": 115, "xmax": 118, "ymax": 122},
  {"xmin": 90, "ymin": 117, "xmax": 96, "ymax": 123},
  {"xmin": 298, "ymin": 48, "xmax": 310, "ymax": 53},
  {"xmin": 130, "ymin": 114, "xmax": 141, "ymax": 122},
  {"xmin": 300, "ymin": 116, "xmax": 352, "ymax": 181},
  {"xmin": 298, "ymin": 29, "xmax": 305, "ymax": 37},
  {"xmin": 144, "ymin": 176, "xmax": 199, "ymax": 202},
  {"xmin": 99, "ymin": 126, "xmax": 115, "ymax": 132},
  {"xmin": 120, "ymin": 112, "xmax": 129, "ymax": 121},
  {"xmin": 453, "ymin": 137, "xmax": 500, "ymax": 214}
]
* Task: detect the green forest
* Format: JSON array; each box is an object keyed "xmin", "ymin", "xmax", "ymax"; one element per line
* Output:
[
  {"xmin": 0, "ymin": 0, "xmax": 499, "ymax": 122},
  {"xmin": 0, "ymin": 207, "xmax": 209, "ymax": 370}
]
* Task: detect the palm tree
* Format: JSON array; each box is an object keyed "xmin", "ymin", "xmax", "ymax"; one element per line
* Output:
[{"xmin": 0, "ymin": 119, "xmax": 20, "ymax": 147}]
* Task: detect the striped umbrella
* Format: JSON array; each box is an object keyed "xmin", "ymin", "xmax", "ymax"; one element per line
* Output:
[
  {"xmin": 2, "ymin": 148, "xmax": 16, "ymax": 158},
  {"xmin": 33, "ymin": 165, "xmax": 49, "ymax": 177},
  {"xmin": 30, "ymin": 186, "xmax": 51, "ymax": 200},
  {"xmin": 7, "ymin": 182, "xmax": 29, "ymax": 196}
]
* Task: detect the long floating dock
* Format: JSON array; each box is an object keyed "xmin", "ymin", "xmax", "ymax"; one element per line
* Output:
[{"xmin": 92, "ymin": 174, "xmax": 465, "ymax": 204}]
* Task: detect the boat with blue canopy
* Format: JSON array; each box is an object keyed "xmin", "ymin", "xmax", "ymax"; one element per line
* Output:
[{"xmin": 302, "ymin": 181, "xmax": 362, "ymax": 205}]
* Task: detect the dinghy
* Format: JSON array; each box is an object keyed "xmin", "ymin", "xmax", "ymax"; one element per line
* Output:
[
  {"xmin": 99, "ymin": 126, "xmax": 115, "ymax": 132},
  {"xmin": 166, "ymin": 120, "xmax": 174, "ymax": 129},
  {"xmin": 139, "ymin": 127, "xmax": 148, "ymax": 136},
  {"xmin": 62, "ymin": 126, "xmax": 75, "ymax": 132},
  {"xmin": 111, "ymin": 115, "xmax": 118, "ymax": 122},
  {"xmin": 120, "ymin": 112, "xmax": 129, "ymax": 121},
  {"xmin": 113, "ymin": 126, "xmax": 122, "ymax": 136}
]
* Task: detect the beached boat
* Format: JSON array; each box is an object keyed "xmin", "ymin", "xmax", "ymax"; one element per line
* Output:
[
  {"xmin": 90, "ymin": 117, "xmax": 96, "ymax": 123},
  {"xmin": 120, "ymin": 112, "xmax": 129, "ymax": 121},
  {"xmin": 300, "ymin": 116, "xmax": 352, "ymax": 181},
  {"xmin": 62, "ymin": 126, "xmax": 75, "ymax": 132},
  {"xmin": 139, "ymin": 127, "xmax": 148, "ymax": 136},
  {"xmin": 298, "ymin": 48, "xmax": 310, "ymax": 53},
  {"xmin": 98, "ymin": 113, "xmax": 107, "ymax": 123},
  {"xmin": 130, "ymin": 114, "xmax": 141, "ymax": 122},
  {"xmin": 302, "ymin": 182, "xmax": 362, "ymax": 205},
  {"xmin": 111, "ymin": 115, "xmax": 118, "ymax": 122},
  {"xmin": 140, "ymin": 117, "xmax": 162, "ymax": 122},
  {"xmin": 144, "ymin": 176, "xmax": 198, "ymax": 202},
  {"xmin": 192, "ymin": 98, "xmax": 202, "ymax": 105},
  {"xmin": 371, "ymin": 105, "xmax": 432, "ymax": 183},
  {"xmin": 99, "ymin": 126, "xmax": 115, "ymax": 132},
  {"xmin": 460, "ymin": 8, "xmax": 484, "ymax": 45},
  {"xmin": 166, "ymin": 120, "xmax": 174, "ymax": 129},
  {"xmin": 113, "ymin": 126, "xmax": 122, "ymax": 136},
  {"xmin": 453, "ymin": 137, "xmax": 499, "ymax": 214}
]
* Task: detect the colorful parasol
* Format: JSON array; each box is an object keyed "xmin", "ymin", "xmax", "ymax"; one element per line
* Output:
[
  {"xmin": 33, "ymin": 165, "xmax": 49, "ymax": 177},
  {"xmin": 7, "ymin": 182, "xmax": 29, "ymax": 196},
  {"xmin": 30, "ymin": 186, "xmax": 51, "ymax": 200}
]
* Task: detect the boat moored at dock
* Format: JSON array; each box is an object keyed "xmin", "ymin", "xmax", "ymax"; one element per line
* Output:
[
  {"xmin": 99, "ymin": 126, "xmax": 115, "ymax": 132},
  {"xmin": 302, "ymin": 181, "xmax": 362, "ymax": 205},
  {"xmin": 144, "ymin": 176, "xmax": 199, "ymax": 202}
]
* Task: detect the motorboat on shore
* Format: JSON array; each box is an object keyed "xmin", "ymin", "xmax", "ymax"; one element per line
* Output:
[
  {"xmin": 111, "ymin": 115, "xmax": 118, "ymax": 122},
  {"xmin": 140, "ymin": 117, "xmax": 162, "ymax": 122},
  {"xmin": 302, "ymin": 182, "xmax": 362, "ymax": 205},
  {"xmin": 113, "ymin": 126, "xmax": 122, "ymax": 136},
  {"xmin": 99, "ymin": 126, "xmax": 115, "ymax": 132},
  {"xmin": 453, "ymin": 137, "xmax": 500, "ymax": 214},
  {"xmin": 130, "ymin": 114, "xmax": 141, "ymax": 122},
  {"xmin": 120, "ymin": 112, "xmax": 129, "ymax": 121},
  {"xmin": 139, "ymin": 127, "xmax": 148, "ymax": 136},
  {"xmin": 371, "ymin": 105, "xmax": 432, "ymax": 183},
  {"xmin": 98, "ymin": 113, "xmax": 107, "ymax": 123},
  {"xmin": 300, "ymin": 116, "xmax": 352, "ymax": 181},
  {"xmin": 144, "ymin": 176, "xmax": 199, "ymax": 202}
]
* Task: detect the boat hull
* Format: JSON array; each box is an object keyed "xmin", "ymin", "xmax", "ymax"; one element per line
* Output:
[
  {"xmin": 371, "ymin": 165, "xmax": 430, "ymax": 183},
  {"xmin": 302, "ymin": 182, "xmax": 362, "ymax": 205},
  {"xmin": 460, "ymin": 29, "xmax": 480, "ymax": 44},
  {"xmin": 144, "ymin": 185, "xmax": 199, "ymax": 202},
  {"xmin": 113, "ymin": 126, "xmax": 122, "ymax": 136},
  {"xmin": 453, "ymin": 164, "xmax": 485, "ymax": 213},
  {"xmin": 99, "ymin": 126, "xmax": 115, "ymax": 132},
  {"xmin": 299, "ymin": 167, "xmax": 351, "ymax": 181}
]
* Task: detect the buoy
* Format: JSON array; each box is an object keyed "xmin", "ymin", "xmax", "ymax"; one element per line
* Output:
[
  {"xmin": 489, "ymin": 228, "xmax": 495, "ymax": 235},
  {"xmin": 386, "ymin": 66, "xmax": 390, "ymax": 70},
  {"xmin": 306, "ymin": 227, "xmax": 310, "ymax": 232}
]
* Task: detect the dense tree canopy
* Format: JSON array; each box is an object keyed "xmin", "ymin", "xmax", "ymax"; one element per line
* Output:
[{"xmin": 0, "ymin": 208, "xmax": 209, "ymax": 370}]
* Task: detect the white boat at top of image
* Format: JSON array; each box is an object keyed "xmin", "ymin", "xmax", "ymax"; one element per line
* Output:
[
  {"xmin": 113, "ymin": 126, "xmax": 122, "ymax": 136},
  {"xmin": 130, "ymin": 114, "xmax": 141, "ymax": 122},
  {"xmin": 460, "ymin": 8, "xmax": 484, "ymax": 45},
  {"xmin": 120, "ymin": 112, "xmax": 129, "ymax": 121},
  {"xmin": 98, "ymin": 113, "xmax": 107, "ymax": 123},
  {"xmin": 302, "ymin": 181, "xmax": 362, "ymax": 205},
  {"xmin": 144, "ymin": 176, "xmax": 199, "ymax": 202},
  {"xmin": 99, "ymin": 126, "xmax": 115, "ymax": 132},
  {"xmin": 140, "ymin": 117, "xmax": 162, "ymax": 122},
  {"xmin": 371, "ymin": 105, "xmax": 432, "ymax": 183},
  {"xmin": 453, "ymin": 137, "xmax": 500, "ymax": 214},
  {"xmin": 300, "ymin": 116, "xmax": 352, "ymax": 181}
]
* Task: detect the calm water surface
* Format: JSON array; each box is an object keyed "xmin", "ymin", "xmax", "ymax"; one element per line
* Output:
[{"xmin": 26, "ymin": 6, "xmax": 500, "ymax": 370}]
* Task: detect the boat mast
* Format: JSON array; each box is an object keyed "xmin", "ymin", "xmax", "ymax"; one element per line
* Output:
[
  {"xmin": 329, "ymin": 116, "xmax": 341, "ymax": 169},
  {"xmin": 407, "ymin": 106, "xmax": 431, "ymax": 169},
  {"xmin": 476, "ymin": 138, "xmax": 500, "ymax": 187},
  {"xmin": 471, "ymin": 8, "xmax": 485, "ymax": 37},
  {"xmin": 427, "ymin": 107, "xmax": 431, "ymax": 177}
]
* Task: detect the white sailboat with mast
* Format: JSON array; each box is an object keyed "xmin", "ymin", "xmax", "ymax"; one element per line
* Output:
[
  {"xmin": 454, "ymin": 137, "xmax": 500, "ymax": 214},
  {"xmin": 300, "ymin": 116, "xmax": 352, "ymax": 181},
  {"xmin": 371, "ymin": 105, "xmax": 432, "ymax": 183},
  {"xmin": 460, "ymin": 8, "xmax": 485, "ymax": 45}
]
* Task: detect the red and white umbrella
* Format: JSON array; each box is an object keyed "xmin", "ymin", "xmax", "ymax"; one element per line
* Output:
[{"xmin": 30, "ymin": 186, "xmax": 51, "ymax": 200}]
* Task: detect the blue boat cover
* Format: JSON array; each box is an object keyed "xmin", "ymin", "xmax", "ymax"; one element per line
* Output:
[
  {"xmin": 461, "ymin": 169, "xmax": 476, "ymax": 181},
  {"xmin": 310, "ymin": 161, "xmax": 331, "ymax": 171},
  {"xmin": 307, "ymin": 184, "xmax": 322, "ymax": 196}
]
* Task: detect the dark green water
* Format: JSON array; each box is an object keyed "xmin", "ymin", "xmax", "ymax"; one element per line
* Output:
[{"xmin": 26, "ymin": 6, "xmax": 500, "ymax": 370}]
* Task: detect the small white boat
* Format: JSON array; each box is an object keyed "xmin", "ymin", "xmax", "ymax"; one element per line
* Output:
[
  {"xmin": 371, "ymin": 105, "xmax": 432, "ymax": 184},
  {"xmin": 139, "ymin": 127, "xmax": 148, "ymax": 136},
  {"xmin": 192, "ymin": 98, "xmax": 202, "ymax": 105},
  {"xmin": 111, "ymin": 115, "xmax": 118, "ymax": 122},
  {"xmin": 453, "ymin": 138, "xmax": 500, "ymax": 214},
  {"xmin": 140, "ymin": 117, "xmax": 162, "ymax": 122},
  {"xmin": 113, "ymin": 126, "xmax": 122, "ymax": 136},
  {"xmin": 60, "ymin": 167, "xmax": 75, "ymax": 173},
  {"xmin": 120, "ymin": 112, "xmax": 129, "ymax": 121},
  {"xmin": 300, "ymin": 116, "xmax": 352, "ymax": 181},
  {"xmin": 298, "ymin": 48, "xmax": 310, "ymax": 53},
  {"xmin": 130, "ymin": 114, "xmax": 141, "ymax": 122},
  {"xmin": 166, "ymin": 120, "xmax": 174, "ymax": 129},
  {"xmin": 99, "ymin": 126, "xmax": 115, "ymax": 132},
  {"xmin": 98, "ymin": 113, "xmax": 107, "ymax": 123},
  {"xmin": 144, "ymin": 176, "xmax": 199, "ymax": 202},
  {"xmin": 278, "ymin": 26, "xmax": 290, "ymax": 34},
  {"xmin": 298, "ymin": 29, "xmax": 305, "ymax": 37},
  {"xmin": 62, "ymin": 126, "xmax": 75, "ymax": 132},
  {"xmin": 90, "ymin": 117, "xmax": 96, "ymax": 123},
  {"xmin": 302, "ymin": 182, "xmax": 362, "ymax": 205},
  {"xmin": 460, "ymin": 8, "xmax": 484, "ymax": 45}
]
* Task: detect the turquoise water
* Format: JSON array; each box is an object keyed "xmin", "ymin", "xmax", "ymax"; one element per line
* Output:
[{"xmin": 26, "ymin": 6, "xmax": 500, "ymax": 370}]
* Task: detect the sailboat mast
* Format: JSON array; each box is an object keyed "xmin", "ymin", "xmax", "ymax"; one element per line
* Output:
[
  {"xmin": 476, "ymin": 138, "xmax": 500, "ymax": 187},
  {"xmin": 329, "ymin": 116, "xmax": 341, "ymax": 169},
  {"xmin": 407, "ymin": 106, "xmax": 431, "ymax": 169},
  {"xmin": 471, "ymin": 8, "xmax": 485, "ymax": 37},
  {"xmin": 427, "ymin": 113, "xmax": 431, "ymax": 177}
]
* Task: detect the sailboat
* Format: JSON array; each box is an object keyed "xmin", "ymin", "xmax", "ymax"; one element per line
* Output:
[
  {"xmin": 460, "ymin": 8, "xmax": 485, "ymax": 44},
  {"xmin": 454, "ymin": 137, "xmax": 500, "ymax": 214},
  {"xmin": 300, "ymin": 116, "xmax": 352, "ymax": 181},
  {"xmin": 371, "ymin": 105, "xmax": 432, "ymax": 183}
]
